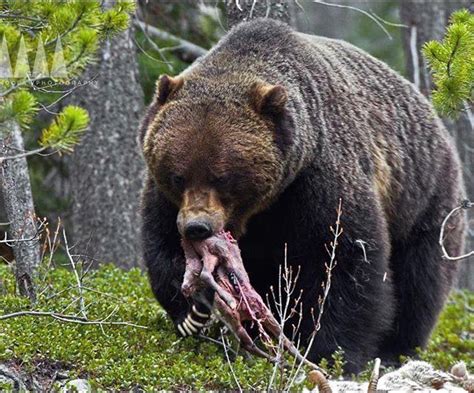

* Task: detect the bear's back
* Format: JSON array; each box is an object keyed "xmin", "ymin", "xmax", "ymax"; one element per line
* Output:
[{"xmin": 183, "ymin": 19, "xmax": 460, "ymax": 231}]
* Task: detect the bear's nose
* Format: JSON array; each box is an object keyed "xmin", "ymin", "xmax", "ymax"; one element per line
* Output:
[{"xmin": 184, "ymin": 221, "xmax": 213, "ymax": 241}]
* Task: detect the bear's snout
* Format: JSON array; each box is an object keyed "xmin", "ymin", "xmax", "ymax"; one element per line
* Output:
[
  {"xmin": 184, "ymin": 220, "xmax": 213, "ymax": 241},
  {"xmin": 177, "ymin": 187, "xmax": 227, "ymax": 239}
]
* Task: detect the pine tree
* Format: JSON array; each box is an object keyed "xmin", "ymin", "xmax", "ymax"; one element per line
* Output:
[{"xmin": 0, "ymin": 0, "xmax": 134, "ymax": 301}]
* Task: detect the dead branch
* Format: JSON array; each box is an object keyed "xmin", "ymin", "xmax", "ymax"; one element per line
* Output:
[
  {"xmin": 0, "ymin": 310, "xmax": 148, "ymax": 328},
  {"xmin": 0, "ymin": 147, "xmax": 47, "ymax": 163},
  {"xmin": 312, "ymin": 0, "xmax": 392, "ymax": 40},
  {"xmin": 267, "ymin": 243, "xmax": 304, "ymax": 391},
  {"xmin": 134, "ymin": 20, "xmax": 174, "ymax": 72},
  {"xmin": 315, "ymin": 198, "xmax": 343, "ymax": 332},
  {"xmin": 63, "ymin": 228, "xmax": 87, "ymax": 319},
  {"xmin": 439, "ymin": 200, "xmax": 473, "ymax": 261},
  {"xmin": 1, "ymin": 223, "xmax": 148, "ymax": 331},
  {"xmin": 0, "ymin": 217, "xmax": 46, "ymax": 245},
  {"xmin": 133, "ymin": 18, "xmax": 207, "ymax": 62}
]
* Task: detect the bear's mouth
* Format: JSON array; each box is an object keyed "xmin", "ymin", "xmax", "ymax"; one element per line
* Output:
[{"xmin": 180, "ymin": 231, "xmax": 324, "ymax": 372}]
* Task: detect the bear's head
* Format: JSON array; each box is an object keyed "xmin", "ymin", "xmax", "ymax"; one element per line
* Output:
[{"xmin": 140, "ymin": 74, "xmax": 293, "ymax": 239}]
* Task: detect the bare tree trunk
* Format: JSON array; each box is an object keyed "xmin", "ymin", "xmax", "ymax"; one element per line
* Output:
[
  {"xmin": 399, "ymin": 0, "xmax": 447, "ymax": 96},
  {"xmin": 69, "ymin": 24, "xmax": 145, "ymax": 269},
  {"xmin": 0, "ymin": 120, "xmax": 40, "ymax": 301},
  {"xmin": 226, "ymin": 0, "xmax": 290, "ymax": 28},
  {"xmin": 400, "ymin": 0, "xmax": 474, "ymax": 290}
]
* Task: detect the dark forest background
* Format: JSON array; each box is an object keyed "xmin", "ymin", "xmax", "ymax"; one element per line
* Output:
[{"xmin": 1, "ymin": 0, "xmax": 472, "ymax": 288}]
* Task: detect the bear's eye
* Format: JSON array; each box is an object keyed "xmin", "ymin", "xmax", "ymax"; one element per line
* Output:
[{"xmin": 170, "ymin": 174, "xmax": 185, "ymax": 191}]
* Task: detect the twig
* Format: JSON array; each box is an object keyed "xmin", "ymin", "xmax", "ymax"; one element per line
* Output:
[
  {"xmin": 439, "ymin": 200, "xmax": 473, "ymax": 261},
  {"xmin": 133, "ymin": 37, "xmax": 174, "ymax": 71},
  {"xmin": 62, "ymin": 228, "xmax": 87, "ymax": 319},
  {"xmin": 133, "ymin": 18, "xmax": 207, "ymax": 61},
  {"xmin": 288, "ymin": 199, "xmax": 343, "ymax": 388},
  {"xmin": 0, "ymin": 217, "xmax": 46, "ymax": 245},
  {"xmin": 0, "ymin": 76, "xmax": 48, "ymax": 97},
  {"xmin": 0, "ymin": 310, "xmax": 148, "ymax": 328},
  {"xmin": 47, "ymin": 219, "xmax": 62, "ymax": 269},
  {"xmin": 0, "ymin": 310, "xmax": 86, "ymax": 322},
  {"xmin": 369, "ymin": 10, "xmax": 408, "ymax": 29},
  {"xmin": 42, "ymin": 75, "xmax": 98, "ymax": 111},
  {"xmin": 315, "ymin": 198, "xmax": 343, "ymax": 332},
  {"xmin": 44, "ymin": 10, "xmax": 84, "ymax": 47},
  {"xmin": 312, "ymin": 0, "xmax": 392, "ymax": 40},
  {"xmin": 0, "ymin": 12, "xmax": 44, "ymax": 23},
  {"xmin": 0, "ymin": 147, "xmax": 47, "ymax": 163},
  {"xmin": 249, "ymin": 0, "xmax": 258, "ymax": 18},
  {"xmin": 268, "ymin": 244, "xmax": 303, "ymax": 391},
  {"xmin": 198, "ymin": 333, "xmax": 238, "ymax": 356},
  {"xmin": 235, "ymin": 0, "xmax": 243, "ymax": 12},
  {"xmin": 221, "ymin": 328, "xmax": 243, "ymax": 392},
  {"xmin": 134, "ymin": 20, "xmax": 174, "ymax": 72}
]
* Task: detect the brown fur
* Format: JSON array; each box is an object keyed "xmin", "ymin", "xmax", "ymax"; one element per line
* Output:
[
  {"xmin": 142, "ymin": 75, "xmax": 285, "ymax": 236},
  {"xmin": 139, "ymin": 19, "xmax": 465, "ymax": 373}
]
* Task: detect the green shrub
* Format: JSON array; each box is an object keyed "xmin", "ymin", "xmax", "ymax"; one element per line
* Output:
[
  {"xmin": 0, "ymin": 264, "xmax": 273, "ymax": 390},
  {"xmin": 0, "ymin": 263, "xmax": 472, "ymax": 390},
  {"xmin": 418, "ymin": 290, "xmax": 473, "ymax": 370}
]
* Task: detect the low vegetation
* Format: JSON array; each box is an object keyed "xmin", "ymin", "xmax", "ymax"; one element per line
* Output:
[{"xmin": 0, "ymin": 263, "xmax": 472, "ymax": 390}]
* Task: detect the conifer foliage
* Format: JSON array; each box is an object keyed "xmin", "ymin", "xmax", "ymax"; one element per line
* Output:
[
  {"xmin": 0, "ymin": 0, "xmax": 135, "ymax": 301},
  {"xmin": 0, "ymin": 0, "xmax": 135, "ymax": 151},
  {"xmin": 423, "ymin": 9, "xmax": 474, "ymax": 118}
]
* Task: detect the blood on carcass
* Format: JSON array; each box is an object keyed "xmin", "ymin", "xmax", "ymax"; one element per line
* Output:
[{"xmin": 181, "ymin": 231, "xmax": 326, "ymax": 374}]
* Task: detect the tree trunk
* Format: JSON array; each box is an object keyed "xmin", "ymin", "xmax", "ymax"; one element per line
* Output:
[
  {"xmin": 226, "ymin": 0, "xmax": 290, "ymax": 28},
  {"xmin": 0, "ymin": 120, "xmax": 40, "ymax": 301},
  {"xmin": 400, "ymin": 0, "xmax": 474, "ymax": 290},
  {"xmin": 69, "ymin": 24, "xmax": 145, "ymax": 269}
]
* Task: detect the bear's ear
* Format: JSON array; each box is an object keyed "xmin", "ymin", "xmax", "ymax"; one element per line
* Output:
[
  {"xmin": 138, "ymin": 75, "xmax": 183, "ymax": 147},
  {"xmin": 250, "ymin": 82, "xmax": 288, "ymax": 115},
  {"xmin": 157, "ymin": 74, "xmax": 184, "ymax": 105}
]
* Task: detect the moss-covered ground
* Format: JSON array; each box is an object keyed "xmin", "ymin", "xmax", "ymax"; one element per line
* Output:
[{"xmin": 0, "ymin": 264, "xmax": 472, "ymax": 390}]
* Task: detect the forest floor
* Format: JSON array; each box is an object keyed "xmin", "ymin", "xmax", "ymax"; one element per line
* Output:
[{"xmin": 0, "ymin": 264, "xmax": 472, "ymax": 391}]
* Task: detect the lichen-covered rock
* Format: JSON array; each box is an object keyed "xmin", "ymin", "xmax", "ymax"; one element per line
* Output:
[
  {"xmin": 0, "ymin": 364, "xmax": 27, "ymax": 391},
  {"xmin": 62, "ymin": 379, "xmax": 92, "ymax": 393}
]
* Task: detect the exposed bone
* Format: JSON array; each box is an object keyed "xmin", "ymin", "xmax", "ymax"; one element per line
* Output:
[
  {"xmin": 181, "ymin": 231, "xmax": 326, "ymax": 374},
  {"xmin": 308, "ymin": 370, "xmax": 333, "ymax": 393},
  {"xmin": 368, "ymin": 358, "xmax": 381, "ymax": 393}
]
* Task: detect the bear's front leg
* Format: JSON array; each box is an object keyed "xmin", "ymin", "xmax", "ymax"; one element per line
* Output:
[
  {"xmin": 142, "ymin": 180, "xmax": 214, "ymax": 337},
  {"xmin": 145, "ymin": 241, "xmax": 214, "ymax": 337}
]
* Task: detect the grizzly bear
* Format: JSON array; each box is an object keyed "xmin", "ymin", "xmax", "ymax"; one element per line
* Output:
[{"xmin": 139, "ymin": 19, "xmax": 465, "ymax": 373}]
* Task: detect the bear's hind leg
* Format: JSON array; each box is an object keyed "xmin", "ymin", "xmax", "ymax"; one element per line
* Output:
[{"xmin": 380, "ymin": 204, "xmax": 464, "ymax": 364}]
